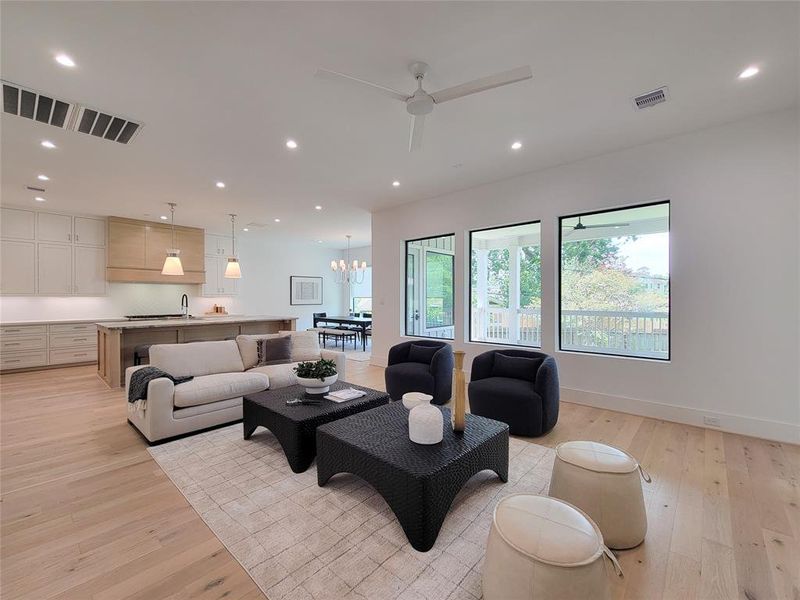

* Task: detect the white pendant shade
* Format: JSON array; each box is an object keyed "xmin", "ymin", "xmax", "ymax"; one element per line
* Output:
[
  {"xmin": 161, "ymin": 251, "xmax": 184, "ymax": 276},
  {"xmin": 224, "ymin": 257, "xmax": 242, "ymax": 279}
]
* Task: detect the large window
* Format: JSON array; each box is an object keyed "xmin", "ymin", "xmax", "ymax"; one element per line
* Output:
[
  {"xmin": 559, "ymin": 201, "xmax": 670, "ymax": 359},
  {"xmin": 470, "ymin": 221, "xmax": 541, "ymax": 347},
  {"xmin": 405, "ymin": 234, "xmax": 455, "ymax": 339}
]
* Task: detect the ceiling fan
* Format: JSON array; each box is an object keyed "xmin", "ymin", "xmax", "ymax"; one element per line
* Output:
[
  {"xmin": 563, "ymin": 216, "xmax": 630, "ymax": 237},
  {"xmin": 315, "ymin": 62, "xmax": 532, "ymax": 152}
]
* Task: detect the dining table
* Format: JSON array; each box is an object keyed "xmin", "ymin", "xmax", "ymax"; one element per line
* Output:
[{"xmin": 313, "ymin": 315, "xmax": 372, "ymax": 351}]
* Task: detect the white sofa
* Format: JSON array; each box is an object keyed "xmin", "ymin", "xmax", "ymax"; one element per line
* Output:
[{"xmin": 126, "ymin": 330, "xmax": 347, "ymax": 443}]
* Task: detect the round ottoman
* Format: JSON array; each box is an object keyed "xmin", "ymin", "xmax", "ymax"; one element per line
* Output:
[
  {"xmin": 549, "ymin": 440, "xmax": 650, "ymax": 549},
  {"xmin": 482, "ymin": 494, "xmax": 621, "ymax": 600}
]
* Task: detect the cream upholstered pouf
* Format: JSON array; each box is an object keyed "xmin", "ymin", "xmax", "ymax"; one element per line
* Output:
[
  {"xmin": 549, "ymin": 440, "xmax": 650, "ymax": 550},
  {"xmin": 482, "ymin": 494, "xmax": 621, "ymax": 600}
]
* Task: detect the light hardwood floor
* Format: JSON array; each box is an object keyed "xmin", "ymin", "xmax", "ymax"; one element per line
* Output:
[{"xmin": 1, "ymin": 362, "xmax": 798, "ymax": 600}]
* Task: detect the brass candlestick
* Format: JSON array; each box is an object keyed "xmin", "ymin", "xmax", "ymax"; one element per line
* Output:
[{"xmin": 452, "ymin": 350, "xmax": 466, "ymax": 432}]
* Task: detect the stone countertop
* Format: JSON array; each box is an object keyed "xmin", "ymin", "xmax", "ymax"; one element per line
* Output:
[
  {"xmin": 95, "ymin": 315, "xmax": 298, "ymax": 330},
  {"xmin": 1, "ymin": 318, "xmax": 124, "ymax": 327}
]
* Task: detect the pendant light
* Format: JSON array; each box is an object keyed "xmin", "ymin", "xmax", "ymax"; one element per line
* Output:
[
  {"xmin": 224, "ymin": 213, "xmax": 242, "ymax": 279},
  {"xmin": 161, "ymin": 203, "xmax": 184, "ymax": 276}
]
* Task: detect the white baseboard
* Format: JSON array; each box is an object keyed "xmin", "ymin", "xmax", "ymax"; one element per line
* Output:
[
  {"xmin": 561, "ymin": 386, "xmax": 799, "ymax": 444},
  {"xmin": 368, "ymin": 357, "xmax": 798, "ymax": 443}
]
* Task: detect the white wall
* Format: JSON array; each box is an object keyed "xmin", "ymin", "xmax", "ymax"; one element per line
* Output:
[
  {"xmin": 372, "ymin": 108, "xmax": 800, "ymax": 443},
  {"xmin": 0, "ymin": 234, "xmax": 344, "ymax": 329}
]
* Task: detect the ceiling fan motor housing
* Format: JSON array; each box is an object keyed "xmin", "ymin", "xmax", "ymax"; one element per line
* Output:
[{"xmin": 406, "ymin": 91, "xmax": 434, "ymax": 115}]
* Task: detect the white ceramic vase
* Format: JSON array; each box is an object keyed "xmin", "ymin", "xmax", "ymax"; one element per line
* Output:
[
  {"xmin": 296, "ymin": 374, "xmax": 338, "ymax": 395},
  {"xmin": 409, "ymin": 395, "xmax": 444, "ymax": 445},
  {"xmin": 402, "ymin": 391, "xmax": 432, "ymax": 410}
]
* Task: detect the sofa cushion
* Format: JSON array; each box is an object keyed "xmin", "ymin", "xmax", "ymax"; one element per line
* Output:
[
  {"xmin": 257, "ymin": 336, "xmax": 292, "ymax": 366},
  {"xmin": 173, "ymin": 372, "xmax": 269, "ymax": 408},
  {"xmin": 278, "ymin": 330, "xmax": 321, "ymax": 362},
  {"xmin": 236, "ymin": 334, "xmax": 283, "ymax": 370},
  {"xmin": 248, "ymin": 362, "xmax": 299, "ymax": 390},
  {"xmin": 151, "ymin": 340, "xmax": 245, "ymax": 378},
  {"xmin": 492, "ymin": 353, "xmax": 543, "ymax": 382},
  {"xmin": 408, "ymin": 344, "xmax": 439, "ymax": 365}
]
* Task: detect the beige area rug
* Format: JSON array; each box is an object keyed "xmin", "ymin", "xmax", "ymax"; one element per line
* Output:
[{"xmin": 148, "ymin": 423, "xmax": 555, "ymax": 600}]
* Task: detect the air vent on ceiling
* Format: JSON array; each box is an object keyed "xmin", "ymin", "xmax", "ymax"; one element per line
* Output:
[
  {"xmin": 632, "ymin": 86, "xmax": 669, "ymax": 110},
  {"xmin": 243, "ymin": 222, "xmax": 270, "ymax": 230},
  {"xmin": 72, "ymin": 105, "xmax": 142, "ymax": 144},
  {"xmin": 2, "ymin": 81, "xmax": 75, "ymax": 128},
  {"xmin": 2, "ymin": 79, "xmax": 143, "ymax": 144}
]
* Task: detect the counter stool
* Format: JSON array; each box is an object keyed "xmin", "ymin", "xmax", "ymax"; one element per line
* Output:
[
  {"xmin": 549, "ymin": 440, "xmax": 650, "ymax": 549},
  {"xmin": 133, "ymin": 344, "xmax": 151, "ymax": 366},
  {"xmin": 483, "ymin": 493, "xmax": 621, "ymax": 600}
]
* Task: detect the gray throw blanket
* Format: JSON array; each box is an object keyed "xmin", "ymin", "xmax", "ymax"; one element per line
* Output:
[{"xmin": 128, "ymin": 367, "xmax": 193, "ymax": 414}]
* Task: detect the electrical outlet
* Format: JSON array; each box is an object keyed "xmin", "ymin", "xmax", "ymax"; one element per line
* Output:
[{"xmin": 703, "ymin": 416, "xmax": 721, "ymax": 428}]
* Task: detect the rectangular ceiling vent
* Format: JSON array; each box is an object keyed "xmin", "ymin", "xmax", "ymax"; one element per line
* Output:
[
  {"xmin": 2, "ymin": 80, "xmax": 143, "ymax": 144},
  {"xmin": 632, "ymin": 86, "xmax": 669, "ymax": 110},
  {"xmin": 72, "ymin": 105, "xmax": 142, "ymax": 144},
  {"xmin": 2, "ymin": 80, "xmax": 75, "ymax": 128}
]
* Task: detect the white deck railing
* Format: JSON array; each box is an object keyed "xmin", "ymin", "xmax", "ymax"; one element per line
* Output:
[{"xmin": 471, "ymin": 307, "xmax": 668, "ymax": 359}]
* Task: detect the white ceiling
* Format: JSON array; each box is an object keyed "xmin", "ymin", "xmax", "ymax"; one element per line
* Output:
[{"xmin": 1, "ymin": 2, "xmax": 797, "ymax": 248}]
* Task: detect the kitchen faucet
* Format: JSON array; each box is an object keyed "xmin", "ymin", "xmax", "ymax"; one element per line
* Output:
[{"xmin": 181, "ymin": 294, "xmax": 189, "ymax": 317}]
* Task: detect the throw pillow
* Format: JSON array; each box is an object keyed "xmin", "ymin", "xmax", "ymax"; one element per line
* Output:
[
  {"xmin": 492, "ymin": 353, "xmax": 543, "ymax": 382},
  {"xmin": 236, "ymin": 333, "xmax": 282, "ymax": 369},
  {"xmin": 257, "ymin": 336, "xmax": 292, "ymax": 366},
  {"xmin": 278, "ymin": 330, "xmax": 321, "ymax": 362},
  {"xmin": 408, "ymin": 344, "xmax": 439, "ymax": 364}
]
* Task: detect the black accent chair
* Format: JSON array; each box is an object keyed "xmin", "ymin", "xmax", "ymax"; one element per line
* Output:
[
  {"xmin": 384, "ymin": 340, "xmax": 454, "ymax": 405},
  {"xmin": 468, "ymin": 349, "xmax": 559, "ymax": 437}
]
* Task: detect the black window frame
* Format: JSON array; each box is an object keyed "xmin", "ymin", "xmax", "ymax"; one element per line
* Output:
[
  {"xmin": 468, "ymin": 219, "xmax": 543, "ymax": 348},
  {"xmin": 557, "ymin": 200, "xmax": 671, "ymax": 361},
  {"xmin": 404, "ymin": 233, "xmax": 456, "ymax": 340}
]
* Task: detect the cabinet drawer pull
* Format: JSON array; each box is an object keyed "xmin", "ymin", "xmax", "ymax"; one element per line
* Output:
[
  {"xmin": 72, "ymin": 338, "xmax": 88, "ymax": 342},
  {"xmin": 74, "ymin": 353, "xmax": 88, "ymax": 357},
  {"xmin": 5, "ymin": 342, "xmax": 20, "ymax": 346},
  {"xmin": 5, "ymin": 329, "xmax": 20, "ymax": 333},
  {"xmin": 67, "ymin": 233, "xmax": 72, "ymax": 241},
  {"xmin": 5, "ymin": 359, "xmax": 21, "ymax": 363}
]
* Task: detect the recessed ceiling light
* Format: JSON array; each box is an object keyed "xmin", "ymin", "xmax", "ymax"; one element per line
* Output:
[
  {"xmin": 242, "ymin": 228, "xmax": 249, "ymax": 232},
  {"xmin": 274, "ymin": 218, "xmax": 281, "ymax": 223},
  {"xmin": 392, "ymin": 180, "xmax": 400, "ymax": 187},
  {"xmin": 41, "ymin": 140, "xmax": 56, "ymax": 149},
  {"xmin": 314, "ymin": 205, "xmax": 322, "ymax": 210},
  {"xmin": 160, "ymin": 215, "xmax": 168, "ymax": 220},
  {"xmin": 37, "ymin": 174, "xmax": 50, "ymax": 181},
  {"xmin": 738, "ymin": 66, "xmax": 759, "ymax": 79},
  {"xmin": 55, "ymin": 53, "xmax": 75, "ymax": 68},
  {"xmin": 215, "ymin": 181, "xmax": 226, "ymax": 189},
  {"xmin": 286, "ymin": 139, "xmax": 298, "ymax": 149},
  {"xmin": 511, "ymin": 141, "xmax": 523, "ymax": 150},
  {"xmin": 34, "ymin": 197, "xmax": 46, "ymax": 202},
  {"xmin": 317, "ymin": 240, "xmax": 323, "ymax": 243}
]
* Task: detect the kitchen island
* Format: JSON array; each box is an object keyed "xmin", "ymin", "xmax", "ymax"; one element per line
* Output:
[{"xmin": 96, "ymin": 315, "xmax": 297, "ymax": 388}]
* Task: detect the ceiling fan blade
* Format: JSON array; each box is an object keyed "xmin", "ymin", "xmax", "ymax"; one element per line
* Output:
[
  {"xmin": 315, "ymin": 68, "xmax": 409, "ymax": 102},
  {"xmin": 409, "ymin": 114, "xmax": 425, "ymax": 152},
  {"xmin": 582, "ymin": 222, "xmax": 631, "ymax": 229},
  {"xmin": 430, "ymin": 66, "xmax": 532, "ymax": 104}
]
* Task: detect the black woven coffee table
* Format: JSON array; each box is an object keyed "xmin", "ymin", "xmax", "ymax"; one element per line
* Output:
[
  {"xmin": 243, "ymin": 381, "xmax": 389, "ymax": 473},
  {"xmin": 316, "ymin": 402, "xmax": 509, "ymax": 551}
]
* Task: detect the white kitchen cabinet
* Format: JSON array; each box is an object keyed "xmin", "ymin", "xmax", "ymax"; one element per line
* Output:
[
  {"xmin": 218, "ymin": 258, "xmax": 237, "ymax": 295},
  {"xmin": 74, "ymin": 246, "xmax": 107, "ymax": 295},
  {"xmin": 74, "ymin": 217, "xmax": 106, "ymax": 246},
  {"xmin": 37, "ymin": 243, "xmax": 72, "ymax": 295},
  {"xmin": 202, "ymin": 254, "xmax": 238, "ymax": 296},
  {"xmin": 37, "ymin": 212, "xmax": 73, "ymax": 243},
  {"xmin": 204, "ymin": 234, "xmax": 231, "ymax": 256},
  {"xmin": 0, "ymin": 240, "xmax": 36, "ymax": 294},
  {"xmin": 1, "ymin": 208, "xmax": 35, "ymax": 240}
]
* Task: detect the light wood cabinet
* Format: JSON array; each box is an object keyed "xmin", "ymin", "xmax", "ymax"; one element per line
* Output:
[
  {"xmin": 106, "ymin": 217, "xmax": 205, "ymax": 284},
  {"xmin": 74, "ymin": 246, "xmax": 107, "ymax": 295},
  {"xmin": 0, "ymin": 321, "xmax": 98, "ymax": 372},
  {"xmin": 1, "ymin": 208, "xmax": 35, "ymax": 240},
  {"xmin": 37, "ymin": 243, "xmax": 73, "ymax": 295},
  {"xmin": 0, "ymin": 240, "xmax": 36, "ymax": 294},
  {"xmin": 37, "ymin": 213, "xmax": 73, "ymax": 243},
  {"xmin": 107, "ymin": 220, "xmax": 146, "ymax": 268},
  {"xmin": 74, "ymin": 217, "xmax": 106, "ymax": 246}
]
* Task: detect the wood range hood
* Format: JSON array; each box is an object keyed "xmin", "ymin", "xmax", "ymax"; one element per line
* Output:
[{"xmin": 106, "ymin": 216, "xmax": 205, "ymax": 284}]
